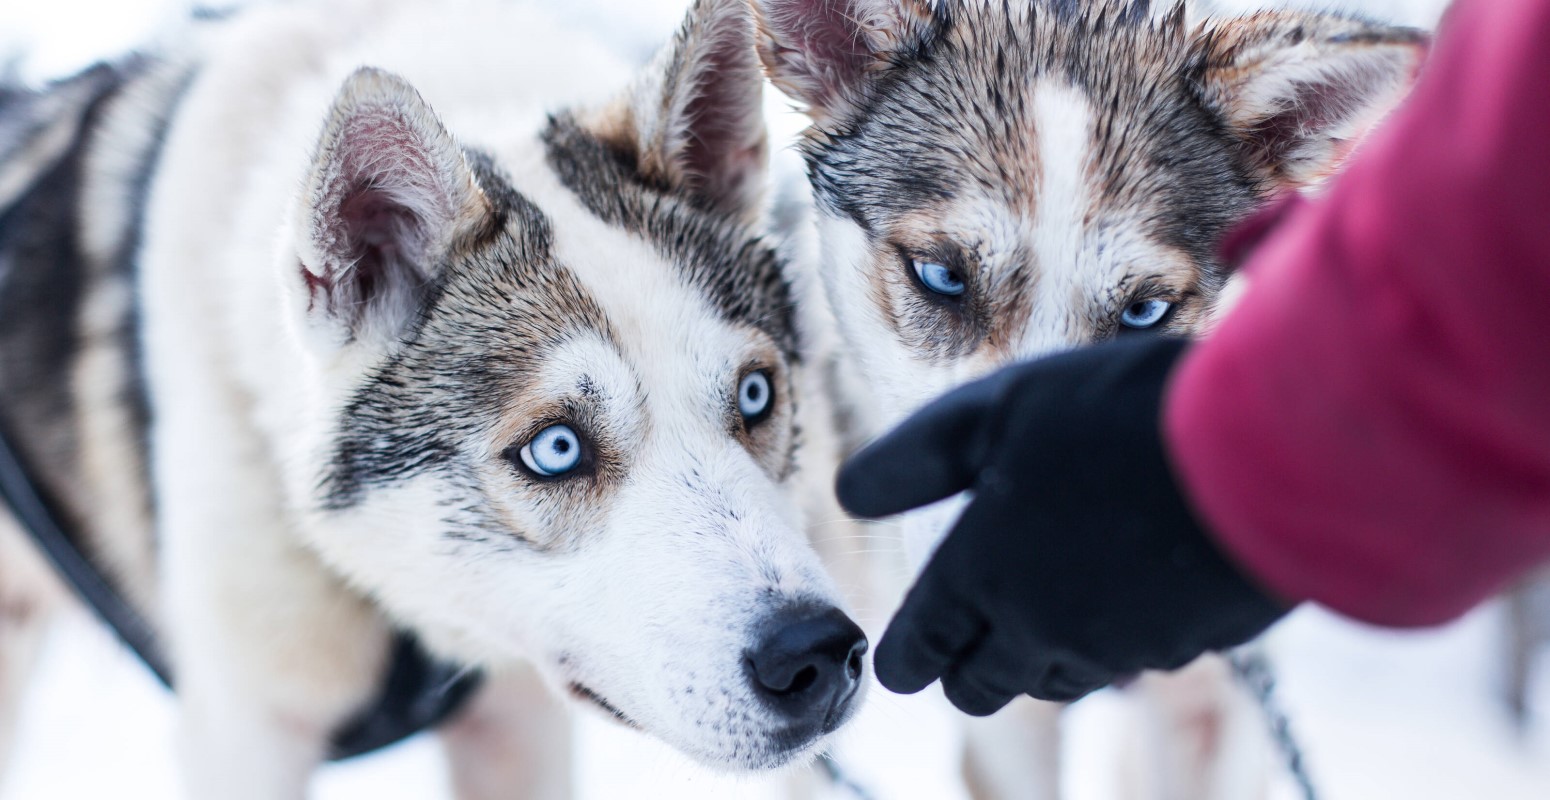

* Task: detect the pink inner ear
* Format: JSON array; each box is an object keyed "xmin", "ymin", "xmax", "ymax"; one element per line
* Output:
[
  {"xmin": 342, "ymin": 188, "xmax": 422, "ymax": 287},
  {"xmin": 306, "ymin": 111, "xmax": 445, "ymax": 326},
  {"xmin": 681, "ymin": 14, "xmax": 766, "ymax": 207},
  {"xmin": 306, "ymin": 183, "xmax": 430, "ymax": 324},
  {"xmin": 1246, "ymin": 91, "xmax": 1342, "ymax": 169},
  {"xmin": 766, "ymin": 0, "xmax": 874, "ymax": 110}
]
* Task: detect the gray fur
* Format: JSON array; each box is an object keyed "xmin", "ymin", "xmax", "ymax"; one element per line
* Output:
[
  {"xmin": 764, "ymin": 1, "xmax": 1429, "ymax": 796},
  {"xmin": 803, "ymin": 2, "xmax": 1254, "ymax": 287},
  {"xmin": 0, "ymin": 55, "xmax": 191, "ymax": 610},
  {"xmin": 543, "ymin": 113, "xmax": 798, "ymax": 361},
  {"xmin": 320, "ymin": 155, "xmax": 618, "ymax": 521},
  {"xmin": 0, "ymin": 62, "xmax": 132, "ymax": 547},
  {"xmin": 766, "ymin": 0, "xmax": 1425, "ymax": 366},
  {"xmin": 1, "ymin": 3, "xmax": 837, "ymax": 776}
]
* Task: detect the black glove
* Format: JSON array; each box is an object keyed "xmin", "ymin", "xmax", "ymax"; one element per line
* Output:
[{"xmin": 838, "ymin": 337, "xmax": 1290, "ymax": 715}]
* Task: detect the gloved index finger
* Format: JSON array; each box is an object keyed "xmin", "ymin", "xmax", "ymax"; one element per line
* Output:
[
  {"xmin": 874, "ymin": 580, "xmax": 984, "ymax": 695},
  {"xmin": 835, "ymin": 377, "xmax": 1001, "ymax": 519}
]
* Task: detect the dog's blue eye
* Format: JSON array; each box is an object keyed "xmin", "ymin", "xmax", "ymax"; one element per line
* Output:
[
  {"xmin": 912, "ymin": 259, "xmax": 966, "ymax": 297},
  {"xmin": 1120, "ymin": 299, "xmax": 1173, "ymax": 330},
  {"xmin": 519, "ymin": 424, "xmax": 583, "ymax": 476},
  {"xmin": 738, "ymin": 370, "xmax": 773, "ymax": 423}
]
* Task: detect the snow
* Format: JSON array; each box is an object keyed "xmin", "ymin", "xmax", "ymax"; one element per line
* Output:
[
  {"xmin": 6, "ymin": 604, "xmax": 1548, "ymax": 799},
  {"xmin": 6, "ymin": 0, "xmax": 1548, "ymax": 798},
  {"xmin": 1260, "ymin": 607, "xmax": 1550, "ymax": 800}
]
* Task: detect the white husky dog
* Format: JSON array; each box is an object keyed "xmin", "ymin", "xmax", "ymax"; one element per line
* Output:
[
  {"xmin": 0, "ymin": 0, "xmax": 868, "ymax": 795},
  {"xmin": 752, "ymin": 0, "xmax": 1425, "ymax": 797}
]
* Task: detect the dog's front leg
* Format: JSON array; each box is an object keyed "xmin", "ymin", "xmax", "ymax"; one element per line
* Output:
[
  {"xmin": 157, "ymin": 394, "xmax": 390, "ymax": 799},
  {"xmin": 1124, "ymin": 656, "xmax": 1269, "ymax": 800},
  {"xmin": 165, "ymin": 519, "xmax": 390, "ymax": 799},
  {"xmin": 165, "ymin": 518, "xmax": 391, "ymax": 799},
  {"xmin": 440, "ymin": 664, "xmax": 573, "ymax": 800},
  {"xmin": 961, "ymin": 696, "xmax": 1063, "ymax": 800},
  {"xmin": 0, "ymin": 518, "xmax": 63, "ymax": 777}
]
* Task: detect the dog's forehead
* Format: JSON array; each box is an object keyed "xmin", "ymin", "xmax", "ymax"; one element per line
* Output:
[
  {"xmin": 809, "ymin": 1, "xmax": 1256, "ymax": 265},
  {"xmin": 540, "ymin": 113, "xmax": 798, "ymax": 361},
  {"xmin": 317, "ymin": 177, "xmax": 611, "ymax": 510},
  {"xmin": 319, "ymin": 128, "xmax": 792, "ymax": 509}
]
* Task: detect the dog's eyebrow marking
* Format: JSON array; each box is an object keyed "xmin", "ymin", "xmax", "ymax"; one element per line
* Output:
[
  {"xmin": 540, "ymin": 114, "xmax": 799, "ymax": 362},
  {"xmin": 319, "ymin": 158, "xmax": 623, "ymax": 513}
]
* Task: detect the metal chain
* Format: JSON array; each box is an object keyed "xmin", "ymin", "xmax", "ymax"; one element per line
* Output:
[
  {"xmin": 1229, "ymin": 650, "xmax": 1321, "ymax": 800},
  {"xmin": 819, "ymin": 751, "xmax": 879, "ymax": 800},
  {"xmin": 823, "ymin": 653, "xmax": 1316, "ymax": 800}
]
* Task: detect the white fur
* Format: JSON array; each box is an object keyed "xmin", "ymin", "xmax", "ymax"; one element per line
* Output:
[
  {"xmin": 115, "ymin": 0, "xmax": 856, "ymax": 795},
  {"xmin": 1021, "ymin": 83, "xmax": 1098, "ymax": 358}
]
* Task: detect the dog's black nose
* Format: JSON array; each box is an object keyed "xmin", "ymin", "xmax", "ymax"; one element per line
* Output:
[{"xmin": 745, "ymin": 605, "xmax": 867, "ymax": 732}]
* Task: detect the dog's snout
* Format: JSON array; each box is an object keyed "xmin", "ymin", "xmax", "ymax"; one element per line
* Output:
[{"xmin": 745, "ymin": 605, "xmax": 867, "ymax": 732}]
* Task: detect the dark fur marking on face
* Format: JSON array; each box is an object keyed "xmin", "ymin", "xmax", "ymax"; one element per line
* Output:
[
  {"xmin": 807, "ymin": 1, "xmax": 1258, "ymax": 248},
  {"xmin": 320, "ymin": 153, "xmax": 621, "ymax": 516},
  {"xmin": 541, "ymin": 113, "xmax": 799, "ymax": 362},
  {"xmin": 887, "ymin": 240, "xmax": 996, "ymax": 359},
  {"xmin": 796, "ymin": 1, "xmax": 1263, "ymax": 359}
]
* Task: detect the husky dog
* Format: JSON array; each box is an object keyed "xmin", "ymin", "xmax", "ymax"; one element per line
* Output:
[
  {"xmin": 0, "ymin": 0, "xmax": 870, "ymax": 794},
  {"xmin": 752, "ymin": 0, "xmax": 1425, "ymax": 797}
]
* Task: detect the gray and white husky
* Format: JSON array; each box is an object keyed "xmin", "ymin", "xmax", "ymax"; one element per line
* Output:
[
  {"xmin": 0, "ymin": 0, "xmax": 867, "ymax": 794},
  {"xmin": 754, "ymin": 0, "xmax": 1425, "ymax": 797}
]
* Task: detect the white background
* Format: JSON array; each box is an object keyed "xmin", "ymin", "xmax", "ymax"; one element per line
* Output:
[{"xmin": 4, "ymin": 1, "xmax": 1548, "ymax": 799}]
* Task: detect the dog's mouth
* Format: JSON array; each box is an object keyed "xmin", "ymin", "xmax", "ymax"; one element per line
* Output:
[
  {"xmin": 566, "ymin": 677, "xmax": 846, "ymax": 770},
  {"xmin": 568, "ymin": 681, "xmax": 640, "ymax": 730}
]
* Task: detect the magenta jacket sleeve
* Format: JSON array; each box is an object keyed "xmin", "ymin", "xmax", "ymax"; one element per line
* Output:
[{"xmin": 1163, "ymin": 0, "xmax": 1550, "ymax": 627}]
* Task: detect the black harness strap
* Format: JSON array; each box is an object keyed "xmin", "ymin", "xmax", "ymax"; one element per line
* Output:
[
  {"xmin": 329, "ymin": 635, "xmax": 483, "ymax": 760},
  {"xmin": 0, "ymin": 418, "xmax": 171, "ymax": 682},
  {"xmin": 0, "ymin": 417, "xmax": 480, "ymax": 759},
  {"xmin": 0, "ymin": 417, "xmax": 172, "ymax": 684}
]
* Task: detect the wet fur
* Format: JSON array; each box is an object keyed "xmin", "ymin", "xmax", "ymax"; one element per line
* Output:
[{"xmin": 758, "ymin": 1, "xmax": 1425, "ymax": 798}]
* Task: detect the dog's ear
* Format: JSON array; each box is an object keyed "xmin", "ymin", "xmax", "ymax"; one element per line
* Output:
[
  {"xmin": 751, "ymin": 0, "xmax": 938, "ymax": 124},
  {"xmin": 1192, "ymin": 13, "xmax": 1428, "ymax": 189},
  {"xmin": 292, "ymin": 67, "xmax": 492, "ymax": 349},
  {"xmin": 586, "ymin": 0, "xmax": 769, "ymax": 222}
]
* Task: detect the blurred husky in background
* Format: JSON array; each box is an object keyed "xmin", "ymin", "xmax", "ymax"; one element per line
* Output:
[
  {"xmin": 0, "ymin": 0, "xmax": 870, "ymax": 795},
  {"xmin": 755, "ymin": 0, "xmax": 1426, "ymax": 797}
]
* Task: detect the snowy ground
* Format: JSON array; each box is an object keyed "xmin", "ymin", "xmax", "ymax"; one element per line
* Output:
[
  {"xmin": 6, "ymin": 603, "xmax": 1549, "ymax": 799},
  {"xmin": 7, "ymin": 0, "xmax": 1547, "ymax": 798}
]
